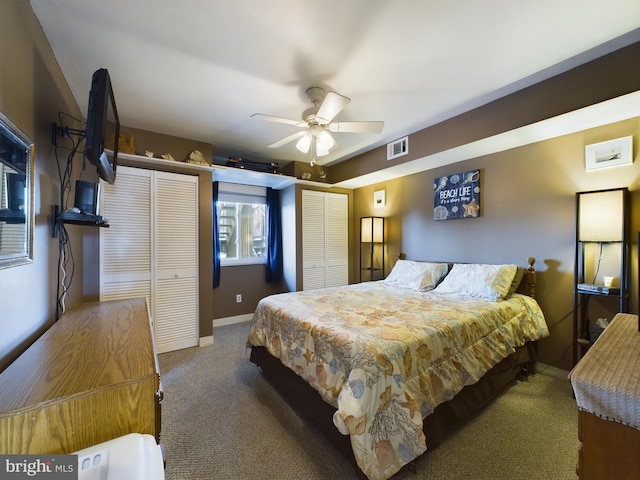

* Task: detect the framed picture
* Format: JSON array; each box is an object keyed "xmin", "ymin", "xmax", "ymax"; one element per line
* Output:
[
  {"xmin": 433, "ymin": 169, "xmax": 480, "ymax": 221},
  {"xmin": 585, "ymin": 136, "xmax": 633, "ymax": 172},
  {"xmin": 374, "ymin": 189, "xmax": 386, "ymax": 208}
]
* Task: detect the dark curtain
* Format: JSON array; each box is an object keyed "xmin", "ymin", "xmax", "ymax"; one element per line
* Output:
[
  {"xmin": 212, "ymin": 181, "xmax": 221, "ymax": 288},
  {"xmin": 265, "ymin": 187, "xmax": 283, "ymax": 283}
]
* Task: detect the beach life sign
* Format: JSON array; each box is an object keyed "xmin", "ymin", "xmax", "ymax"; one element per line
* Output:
[{"xmin": 433, "ymin": 169, "xmax": 480, "ymax": 220}]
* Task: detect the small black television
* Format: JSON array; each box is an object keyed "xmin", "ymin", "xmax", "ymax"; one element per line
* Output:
[{"xmin": 84, "ymin": 68, "xmax": 119, "ymax": 184}]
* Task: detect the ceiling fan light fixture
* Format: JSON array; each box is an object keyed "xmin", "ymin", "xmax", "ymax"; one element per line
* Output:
[
  {"xmin": 296, "ymin": 134, "xmax": 312, "ymax": 154},
  {"xmin": 252, "ymin": 86, "xmax": 384, "ymax": 162},
  {"xmin": 317, "ymin": 129, "xmax": 335, "ymax": 151},
  {"xmin": 315, "ymin": 139, "xmax": 330, "ymax": 157}
]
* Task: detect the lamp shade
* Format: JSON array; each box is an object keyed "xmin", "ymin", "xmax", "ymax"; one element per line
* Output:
[
  {"xmin": 315, "ymin": 140, "xmax": 330, "ymax": 157},
  {"xmin": 317, "ymin": 129, "xmax": 335, "ymax": 151},
  {"xmin": 296, "ymin": 134, "xmax": 312, "ymax": 154},
  {"xmin": 578, "ymin": 189, "xmax": 624, "ymax": 242},
  {"xmin": 296, "ymin": 129, "xmax": 334, "ymax": 157},
  {"xmin": 361, "ymin": 216, "xmax": 384, "ymax": 243}
]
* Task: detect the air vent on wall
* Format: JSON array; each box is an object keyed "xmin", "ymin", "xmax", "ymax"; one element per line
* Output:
[{"xmin": 387, "ymin": 136, "xmax": 408, "ymax": 160}]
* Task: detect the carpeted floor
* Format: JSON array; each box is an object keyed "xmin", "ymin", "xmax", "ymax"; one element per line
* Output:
[{"xmin": 158, "ymin": 322, "xmax": 579, "ymax": 480}]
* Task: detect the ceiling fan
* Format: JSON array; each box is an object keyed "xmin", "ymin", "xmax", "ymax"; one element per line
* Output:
[{"xmin": 251, "ymin": 87, "xmax": 384, "ymax": 165}]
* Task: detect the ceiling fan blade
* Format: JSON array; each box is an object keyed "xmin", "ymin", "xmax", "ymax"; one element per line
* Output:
[
  {"xmin": 328, "ymin": 121, "xmax": 384, "ymax": 133},
  {"xmin": 251, "ymin": 113, "xmax": 306, "ymax": 127},
  {"xmin": 267, "ymin": 130, "xmax": 307, "ymax": 148},
  {"xmin": 315, "ymin": 91, "xmax": 350, "ymax": 124}
]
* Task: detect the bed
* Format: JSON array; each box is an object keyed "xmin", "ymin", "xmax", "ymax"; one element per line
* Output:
[{"xmin": 247, "ymin": 258, "xmax": 549, "ymax": 480}]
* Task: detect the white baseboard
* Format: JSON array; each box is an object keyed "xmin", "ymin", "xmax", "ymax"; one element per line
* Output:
[
  {"xmin": 537, "ymin": 362, "xmax": 570, "ymax": 381},
  {"xmin": 213, "ymin": 313, "xmax": 253, "ymax": 328},
  {"xmin": 210, "ymin": 314, "xmax": 252, "ymax": 343},
  {"xmin": 199, "ymin": 336, "xmax": 213, "ymax": 347}
]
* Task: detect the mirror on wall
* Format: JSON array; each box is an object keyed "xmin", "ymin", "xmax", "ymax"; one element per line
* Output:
[{"xmin": 0, "ymin": 111, "xmax": 35, "ymax": 268}]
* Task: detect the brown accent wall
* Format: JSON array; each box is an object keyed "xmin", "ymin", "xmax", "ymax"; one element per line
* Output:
[
  {"xmin": 333, "ymin": 42, "xmax": 640, "ymax": 184},
  {"xmin": 211, "ymin": 264, "xmax": 286, "ymax": 321},
  {"xmin": 353, "ymin": 117, "xmax": 640, "ymax": 371},
  {"xmin": 279, "ymin": 160, "xmax": 333, "ymax": 183},
  {"xmin": 118, "ymin": 125, "xmax": 213, "ymax": 164}
]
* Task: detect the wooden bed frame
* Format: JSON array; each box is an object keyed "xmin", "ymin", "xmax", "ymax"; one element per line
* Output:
[{"xmin": 249, "ymin": 257, "xmax": 540, "ymax": 477}]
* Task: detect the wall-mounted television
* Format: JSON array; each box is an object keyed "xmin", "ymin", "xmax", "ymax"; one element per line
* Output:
[{"xmin": 84, "ymin": 68, "xmax": 119, "ymax": 184}]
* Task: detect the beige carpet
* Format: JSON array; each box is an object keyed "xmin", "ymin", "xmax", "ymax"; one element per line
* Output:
[{"xmin": 158, "ymin": 322, "xmax": 579, "ymax": 479}]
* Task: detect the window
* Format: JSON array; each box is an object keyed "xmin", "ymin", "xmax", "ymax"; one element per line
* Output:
[{"xmin": 217, "ymin": 183, "xmax": 266, "ymax": 266}]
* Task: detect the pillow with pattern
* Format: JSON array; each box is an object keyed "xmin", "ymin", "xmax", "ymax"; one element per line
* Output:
[
  {"xmin": 384, "ymin": 260, "xmax": 449, "ymax": 292},
  {"xmin": 432, "ymin": 263, "xmax": 518, "ymax": 301}
]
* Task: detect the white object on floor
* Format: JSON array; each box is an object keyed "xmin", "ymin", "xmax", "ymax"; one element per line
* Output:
[{"xmin": 73, "ymin": 433, "xmax": 164, "ymax": 480}]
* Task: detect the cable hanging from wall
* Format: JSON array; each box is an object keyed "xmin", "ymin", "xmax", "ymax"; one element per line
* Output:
[{"xmin": 52, "ymin": 111, "xmax": 85, "ymax": 320}]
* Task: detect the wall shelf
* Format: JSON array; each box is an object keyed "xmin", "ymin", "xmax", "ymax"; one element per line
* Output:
[
  {"xmin": 59, "ymin": 211, "xmax": 109, "ymax": 227},
  {"xmin": 118, "ymin": 152, "xmax": 213, "ymax": 172},
  {"xmin": 118, "ymin": 152, "xmax": 332, "ymax": 191}
]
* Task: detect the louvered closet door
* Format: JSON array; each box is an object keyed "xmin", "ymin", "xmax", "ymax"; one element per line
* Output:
[
  {"xmin": 100, "ymin": 166, "xmax": 152, "ymax": 303},
  {"xmin": 153, "ymin": 171, "xmax": 199, "ymax": 353},
  {"xmin": 325, "ymin": 192, "xmax": 348, "ymax": 287},
  {"xmin": 101, "ymin": 166, "xmax": 199, "ymax": 354},
  {"xmin": 302, "ymin": 190, "xmax": 348, "ymax": 291},
  {"xmin": 302, "ymin": 190, "xmax": 326, "ymax": 291},
  {"xmin": 0, "ymin": 164, "xmax": 25, "ymax": 255}
]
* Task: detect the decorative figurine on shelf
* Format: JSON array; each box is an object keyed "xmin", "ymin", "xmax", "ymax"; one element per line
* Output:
[
  {"xmin": 187, "ymin": 150, "xmax": 209, "ymax": 166},
  {"xmin": 161, "ymin": 153, "xmax": 176, "ymax": 161},
  {"xmin": 144, "ymin": 151, "xmax": 154, "ymax": 158}
]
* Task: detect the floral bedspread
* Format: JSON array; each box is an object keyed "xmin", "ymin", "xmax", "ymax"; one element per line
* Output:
[{"xmin": 246, "ymin": 282, "xmax": 548, "ymax": 480}]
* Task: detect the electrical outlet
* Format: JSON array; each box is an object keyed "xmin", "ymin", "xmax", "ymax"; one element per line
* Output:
[{"xmin": 236, "ymin": 294, "xmax": 242, "ymax": 303}]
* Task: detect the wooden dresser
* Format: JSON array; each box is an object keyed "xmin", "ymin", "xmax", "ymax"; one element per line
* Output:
[
  {"xmin": 569, "ymin": 312, "xmax": 640, "ymax": 479},
  {"xmin": 0, "ymin": 297, "xmax": 161, "ymax": 454}
]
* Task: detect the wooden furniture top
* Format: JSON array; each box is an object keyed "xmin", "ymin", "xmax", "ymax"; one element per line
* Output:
[
  {"xmin": 0, "ymin": 297, "xmax": 159, "ymax": 415},
  {"xmin": 569, "ymin": 312, "xmax": 640, "ymax": 430}
]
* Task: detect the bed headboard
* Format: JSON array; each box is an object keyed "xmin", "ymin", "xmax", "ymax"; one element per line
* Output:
[{"xmin": 396, "ymin": 254, "xmax": 537, "ymax": 298}]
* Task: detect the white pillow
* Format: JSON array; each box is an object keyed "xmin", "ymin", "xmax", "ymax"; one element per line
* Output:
[
  {"xmin": 432, "ymin": 263, "xmax": 518, "ymax": 301},
  {"xmin": 384, "ymin": 260, "xmax": 449, "ymax": 292}
]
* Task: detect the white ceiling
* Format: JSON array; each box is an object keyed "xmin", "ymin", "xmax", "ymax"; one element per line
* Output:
[{"xmin": 30, "ymin": 1, "xmax": 640, "ymax": 168}]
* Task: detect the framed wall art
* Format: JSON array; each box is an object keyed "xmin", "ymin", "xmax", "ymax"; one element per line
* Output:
[
  {"xmin": 374, "ymin": 189, "xmax": 386, "ymax": 208},
  {"xmin": 585, "ymin": 136, "xmax": 633, "ymax": 172},
  {"xmin": 433, "ymin": 169, "xmax": 480, "ymax": 221}
]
